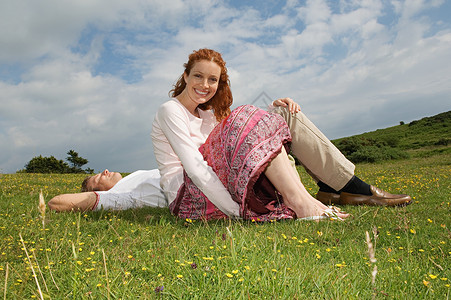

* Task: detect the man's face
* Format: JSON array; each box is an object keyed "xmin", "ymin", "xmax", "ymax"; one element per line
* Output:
[{"xmin": 87, "ymin": 169, "xmax": 122, "ymax": 191}]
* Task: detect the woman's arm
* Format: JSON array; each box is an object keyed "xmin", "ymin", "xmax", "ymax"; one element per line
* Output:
[
  {"xmin": 48, "ymin": 192, "xmax": 97, "ymax": 212},
  {"xmin": 156, "ymin": 102, "xmax": 241, "ymax": 217}
]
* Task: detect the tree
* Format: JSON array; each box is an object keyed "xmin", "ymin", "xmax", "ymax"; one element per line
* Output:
[
  {"xmin": 23, "ymin": 150, "xmax": 92, "ymax": 174},
  {"xmin": 85, "ymin": 168, "xmax": 95, "ymax": 174},
  {"xmin": 66, "ymin": 150, "xmax": 89, "ymax": 173},
  {"xmin": 24, "ymin": 155, "xmax": 70, "ymax": 173}
]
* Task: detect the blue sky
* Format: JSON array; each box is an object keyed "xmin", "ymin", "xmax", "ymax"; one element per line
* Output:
[{"xmin": 1, "ymin": 0, "xmax": 450, "ymax": 174}]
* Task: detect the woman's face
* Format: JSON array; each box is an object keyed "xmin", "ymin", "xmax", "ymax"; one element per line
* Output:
[{"xmin": 183, "ymin": 59, "xmax": 221, "ymax": 107}]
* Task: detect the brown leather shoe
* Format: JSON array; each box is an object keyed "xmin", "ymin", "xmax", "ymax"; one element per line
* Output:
[
  {"xmin": 340, "ymin": 186, "xmax": 412, "ymax": 206},
  {"xmin": 316, "ymin": 186, "xmax": 412, "ymax": 206},
  {"xmin": 316, "ymin": 191, "xmax": 340, "ymax": 205}
]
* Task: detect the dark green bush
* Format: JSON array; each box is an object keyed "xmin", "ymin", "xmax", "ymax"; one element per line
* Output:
[
  {"xmin": 347, "ymin": 146, "xmax": 409, "ymax": 163},
  {"xmin": 24, "ymin": 155, "xmax": 70, "ymax": 173},
  {"xmin": 380, "ymin": 135, "xmax": 400, "ymax": 147},
  {"xmin": 333, "ymin": 137, "xmax": 379, "ymax": 157},
  {"xmin": 23, "ymin": 150, "xmax": 93, "ymax": 174},
  {"xmin": 435, "ymin": 138, "xmax": 449, "ymax": 146}
]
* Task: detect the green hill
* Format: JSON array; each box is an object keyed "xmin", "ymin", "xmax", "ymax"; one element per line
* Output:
[{"xmin": 331, "ymin": 110, "xmax": 451, "ymax": 163}]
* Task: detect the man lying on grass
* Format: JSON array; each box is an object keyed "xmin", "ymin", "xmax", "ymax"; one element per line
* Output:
[
  {"xmin": 48, "ymin": 169, "xmax": 166, "ymax": 212},
  {"xmin": 48, "ymin": 167, "xmax": 411, "ymax": 213}
]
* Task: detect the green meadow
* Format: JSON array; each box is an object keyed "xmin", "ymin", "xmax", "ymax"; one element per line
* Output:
[{"xmin": 1, "ymin": 112, "xmax": 450, "ymax": 299}]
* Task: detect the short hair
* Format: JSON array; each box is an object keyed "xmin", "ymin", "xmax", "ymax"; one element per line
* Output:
[{"xmin": 81, "ymin": 176, "xmax": 94, "ymax": 192}]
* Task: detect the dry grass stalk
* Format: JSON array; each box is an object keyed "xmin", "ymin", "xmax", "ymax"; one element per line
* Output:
[
  {"xmin": 45, "ymin": 252, "xmax": 60, "ymax": 290},
  {"xmin": 102, "ymin": 249, "xmax": 111, "ymax": 300},
  {"xmin": 19, "ymin": 233, "xmax": 44, "ymax": 300},
  {"xmin": 32, "ymin": 251, "xmax": 49, "ymax": 293},
  {"xmin": 365, "ymin": 229, "xmax": 378, "ymax": 299},
  {"xmin": 3, "ymin": 263, "xmax": 9, "ymax": 300},
  {"xmin": 38, "ymin": 190, "xmax": 46, "ymax": 228},
  {"xmin": 226, "ymin": 226, "xmax": 236, "ymax": 261}
]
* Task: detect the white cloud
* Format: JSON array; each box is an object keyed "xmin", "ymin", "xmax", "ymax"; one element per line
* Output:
[
  {"xmin": 0, "ymin": 0, "xmax": 450, "ymax": 174},
  {"xmin": 0, "ymin": 0, "xmax": 118, "ymax": 62},
  {"xmin": 297, "ymin": 0, "xmax": 331, "ymax": 24}
]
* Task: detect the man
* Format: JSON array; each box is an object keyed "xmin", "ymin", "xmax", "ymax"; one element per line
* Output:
[
  {"xmin": 48, "ymin": 169, "xmax": 166, "ymax": 212},
  {"xmin": 270, "ymin": 102, "xmax": 412, "ymax": 207}
]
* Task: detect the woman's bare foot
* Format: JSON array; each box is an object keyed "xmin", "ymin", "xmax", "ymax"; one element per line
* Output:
[
  {"xmin": 263, "ymin": 147, "xmax": 349, "ymax": 220},
  {"xmin": 285, "ymin": 195, "xmax": 349, "ymax": 220}
]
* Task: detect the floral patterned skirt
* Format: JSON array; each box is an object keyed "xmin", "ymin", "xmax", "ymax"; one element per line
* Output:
[{"xmin": 169, "ymin": 105, "xmax": 296, "ymax": 221}]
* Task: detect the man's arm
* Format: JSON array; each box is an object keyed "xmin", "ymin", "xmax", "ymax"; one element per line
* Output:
[{"xmin": 48, "ymin": 192, "xmax": 97, "ymax": 212}]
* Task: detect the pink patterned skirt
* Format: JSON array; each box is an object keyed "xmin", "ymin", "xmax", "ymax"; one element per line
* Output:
[{"xmin": 169, "ymin": 105, "xmax": 297, "ymax": 221}]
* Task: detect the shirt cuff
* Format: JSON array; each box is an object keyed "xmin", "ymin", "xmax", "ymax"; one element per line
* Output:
[{"xmin": 92, "ymin": 192, "xmax": 100, "ymax": 211}]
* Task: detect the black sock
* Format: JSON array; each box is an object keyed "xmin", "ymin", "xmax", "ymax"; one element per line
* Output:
[
  {"xmin": 317, "ymin": 181, "xmax": 339, "ymax": 194},
  {"xmin": 339, "ymin": 176, "xmax": 371, "ymax": 195}
]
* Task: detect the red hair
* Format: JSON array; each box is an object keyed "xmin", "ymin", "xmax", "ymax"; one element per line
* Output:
[{"xmin": 170, "ymin": 49, "xmax": 233, "ymax": 122}]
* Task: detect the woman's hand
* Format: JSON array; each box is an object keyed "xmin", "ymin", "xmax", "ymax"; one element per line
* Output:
[{"xmin": 273, "ymin": 98, "xmax": 301, "ymax": 114}]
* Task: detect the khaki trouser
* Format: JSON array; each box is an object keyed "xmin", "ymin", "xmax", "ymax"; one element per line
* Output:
[{"xmin": 273, "ymin": 107, "xmax": 355, "ymax": 191}]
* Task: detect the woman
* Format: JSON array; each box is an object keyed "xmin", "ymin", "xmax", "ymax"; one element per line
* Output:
[{"xmin": 151, "ymin": 48, "xmax": 349, "ymax": 221}]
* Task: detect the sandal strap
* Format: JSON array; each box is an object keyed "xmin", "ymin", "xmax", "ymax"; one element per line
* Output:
[{"xmin": 323, "ymin": 208, "xmax": 344, "ymax": 221}]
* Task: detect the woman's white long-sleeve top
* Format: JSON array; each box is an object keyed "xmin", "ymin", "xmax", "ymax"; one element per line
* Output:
[{"xmin": 151, "ymin": 99, "xmax": 241, "ymax": 218}]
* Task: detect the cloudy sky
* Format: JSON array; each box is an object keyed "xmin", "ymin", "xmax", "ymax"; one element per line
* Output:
[{"xmin": 1, "ymin": 0, "xmax": 450, "ymax": 174}]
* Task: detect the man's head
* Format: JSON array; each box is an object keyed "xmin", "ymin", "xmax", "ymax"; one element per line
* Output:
[{"xmin": 81, "ymin": 169, "xmax": 123, "ymax": 192}]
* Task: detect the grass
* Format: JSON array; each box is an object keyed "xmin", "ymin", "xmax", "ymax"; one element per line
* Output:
[{"xmin": 0, "ymin": 153, "xmax": 450, "ymax": 299}]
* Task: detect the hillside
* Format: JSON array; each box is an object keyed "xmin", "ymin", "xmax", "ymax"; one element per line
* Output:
[{"xmin": 331, "ymin": 111, "xmax": 451, "ymax": 163}]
